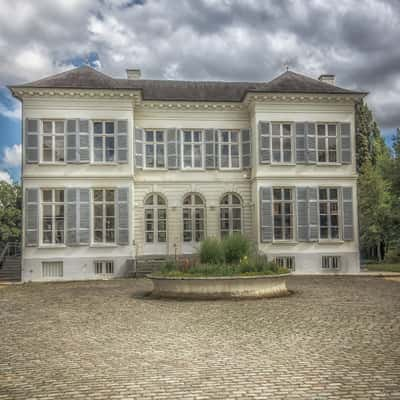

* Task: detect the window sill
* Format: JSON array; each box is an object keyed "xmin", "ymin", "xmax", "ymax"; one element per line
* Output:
[
  {"xmin": 318, "ymin": 240, "xmax": 344, "ymax": 244},
  {"xmin": 142, "ymin": 167, "xmax": 168, "ymax": 171},
  {"xmin": 91, "ymin": 162, "xmax": 120, "ymax": 166},
  {"xmin": 270, "ymin": 163, "xmax": 296, "ymax": 166},
  {"xmin": 39, "ymin": 244, "xmax": 67, "ymax": 249},
  {"xmin": 90, "ymin": 243, "xmax": 118, "ymax": 248},
  {"xmin": 272, "ymin": 241, "xmax": 298, "ymax": 245},
  {"xmin": 37, "ymin": 162, "xmax": 67, "ymax": 166},
  {"xmin": 316, "ymin": 162, "xmax": 342, "ymax": 166}
]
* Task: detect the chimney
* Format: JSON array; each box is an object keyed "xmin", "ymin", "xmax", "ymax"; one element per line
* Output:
[
  {"xmin": 318, "ymin": 74, "xmax": 336, "ymax": 86},
  {"xmin": 126, "ymin": 69, "xmax": 141, "ymax": 79}
]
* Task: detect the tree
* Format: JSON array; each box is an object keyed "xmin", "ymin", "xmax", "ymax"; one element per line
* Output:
[
  {"xmin": 0, "ymin": 181, "xmax": 22, "ymax": 245},
  {"xmin": 358, "ymin": 160, "xmax": 392, "ymax": 261}
]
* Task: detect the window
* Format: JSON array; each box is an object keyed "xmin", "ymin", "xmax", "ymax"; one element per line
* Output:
[
  {"xmin": 42, "ymin": 261, "xmax": 63, "ymax": 278},
  {"xmin": 93, "ymin": 189, "xmax": 116, "ymax": 243},
  {"xmin": 183, "ymin": 193, "xmax": 205, "ymax": 242},
  {"xmin": 271, "ymin": 123, "xmax": 292, "ymax": 163},
  {"xmin": 42, "ymin": 189, "xmax": 64, "ymax": 244},
  {"xmin": 220, "ymin": 193, "xmax": 242, "ymax": 238},
  {"xmin": 182, "ymin": 130, "xmax": 203, "ymax": 168},
  {"xmin": 144, "ymin": 194, "xmax": 167, "ymax": 243},
  {"xmin": 272, "ymin": 188, "xmax": 294, "ymax": 240},
  {"xmin": 94, "ymin": 260, "xmax": 114, "ymax": 275},
  {"xmin": 42, "ymin": 120, "xmax": 65, "ymax": 162},
  {"xmin": 145, "ymin": 130, "xmax": 165, "ymax": 168},
  {"xmin": 317, "ymin": 123, "xmax": 338, "ymax": 163},
  {"xmin": 273, "ymin": 256, "xmax": 295, "ymax": 271},
  {"xmin": 93, "ymin": 121, "xmax": 115, "ymax": 162},
  {"xmin": 319, "ymin": 188, "xmax": 339, "ymax": 240},
  {"xmin": 322, "ymin": 255, "xmax": 341, "ymax": 269},
  {"xmin": 220, "ymin": 130, "xmax": 240, "ymax": 168}
]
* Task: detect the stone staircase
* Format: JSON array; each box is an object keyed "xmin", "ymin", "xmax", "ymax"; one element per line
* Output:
[
  {"xmin": 135, "ymin": 255, "xmax": 175, "ymax": 277},
  {"xmin": 0, "ymin": 243, "xmax": 22, "ymax": 282}
]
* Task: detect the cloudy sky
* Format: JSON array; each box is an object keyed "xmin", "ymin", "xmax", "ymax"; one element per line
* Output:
[{"xmin": 0, "ymin": 0, "xmax": 399, "ymax": 182}]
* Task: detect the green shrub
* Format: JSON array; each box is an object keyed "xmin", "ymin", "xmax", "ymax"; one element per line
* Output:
[
  {"xmin": 160, "ymin": 260, "xmax": 178, "ymax": 274},
  {"xmin": 222, "ymin": 233, "xmax": 251, "ymax": 263},
  {"xmin": 384, "ymin": 248, "xmax": 400, "ymax": 263},
  {"xmin": 199, "ymin": 237, "xmax": 224, "ymax": 264}
]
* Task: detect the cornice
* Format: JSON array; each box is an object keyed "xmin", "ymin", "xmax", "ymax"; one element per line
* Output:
[{"xmin": 136, "ymin": 101, "xmax": 246, "ymax": 112}]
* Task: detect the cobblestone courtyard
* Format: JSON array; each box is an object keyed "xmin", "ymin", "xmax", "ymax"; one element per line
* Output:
[{"xmin": 1, "ymin": 276, "xmax": 399, "ymax": 399}]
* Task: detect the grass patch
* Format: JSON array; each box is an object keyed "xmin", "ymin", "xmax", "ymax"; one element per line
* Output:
[{"xmin": 366, "ymin": 263, "xmax": 400, "ymax": 273}]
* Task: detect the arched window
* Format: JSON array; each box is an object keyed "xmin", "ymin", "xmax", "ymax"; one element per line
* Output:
[
  {"xmin": 144, "ymin": 193, "xmax": 167, "ymax": 243},
  {"xmin": 183, "ymin": 193, "xmax": 205, "ymax": 242},
  {"xmin": 220, "ymin": 193, "xmax": 242, "ymax": 238}
]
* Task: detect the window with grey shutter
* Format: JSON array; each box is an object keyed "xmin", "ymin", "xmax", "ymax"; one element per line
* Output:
[
  {"xmin": 25, "ymin": 188, "xmax": 39, "ymax": 246},
  {"xmin": 295, "ymin": 123, "xmax": 307, "ymax": 163},
  {"xmin": 297, "ymin": 187, "xmax": 309, "ymax": 241},
  {"xmin": 66, "ymin": 188, "xmax": 78, "ymax": 245},
  {"xmin": 342, "ymin": 187, "xmax": 354, "ymax": 240},
  {"xmin": 205, "ymin": 128, "xmax": 216, "ymax": 169},
  {"xmin": 66, "ymin": 120, "xmax": 78, "ymax": 163},
  {"xmin": 79, "ymin": 189, "xmax": 90, "ymax": 244},
  {"xmin": 117, "ymin": 187, "xmax": 129, "ymax": 245},
  {"xmin": 25, "ymin": 119, "xmax": 39, "ymax": 163},
  {"xmin": 79, "ymin": 120, "xmax": 90, "ymax": 163},
  {"xmin": 167, "ymin": 128, "xmax": 179, "ymax": 169},
  {"xmin": 135, "ymin": 127, "xmax": 144, "ymax": 169},
  {"xmin": 340, "ymin": 123, "xmax": 351, "ymax": 164},
  {"xmin": 260, "ymin": 187, "xmax": 273, "ymax": 242},
  {"xmin": 116, "ymin": 120, "xmax": 128, "ymax": 163},
  {"xmin": 308, "ymin": 187, "xmax": 319, "ymax": 241},
  {"xmin": 259, "ymin": 121, "xmax": 270, "ymax": 164},
  {"xmin": 306, "ymin": 122, "xmax": 316, "ymax": 163},
  {"xmin": 241, "ymin": 128, "xmax": 251, "ymax": 168}
]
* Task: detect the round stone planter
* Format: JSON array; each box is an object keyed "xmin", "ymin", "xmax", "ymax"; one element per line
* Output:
[{"xmin": 147, "ymin": 274, "xmax": 290, "ymax": 300}]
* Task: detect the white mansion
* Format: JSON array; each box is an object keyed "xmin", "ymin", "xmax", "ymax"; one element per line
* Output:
[{"xmin": 9, "ymin": 66, "xmax": 366, "ymax": 281}]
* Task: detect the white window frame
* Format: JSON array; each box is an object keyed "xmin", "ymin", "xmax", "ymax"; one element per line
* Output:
[
  {"xmin": 318, "ymin": 187, "xmax": 340, "ymax": 240},
  {"xmin": 181, "ymin": 129, "xmax": 204, "ymax": 169},
  {"xmin": 219, "ymin": 193, "xmax": 243, "ymax": 238},
  {"xmin": 321, "ymin": 255, "xmax": 341, "ymax": 270},
  {"xmin": 316, "ymin": 123, "xmax": 339, "ymax": 164},
  {"xmin": 273, "ymin": 256, "xmax": 295, "ymax": 271},
  {"xmin": 271, "ymin": 122, "xmax": 294, "ymax": 164},
  {"xmin": 92, "ymin": 120, "xmax": 116, "ymax": 163},
  {"xmin": 41, "ymin": 120, "xmax": 65, "ymax": 164},
  {"xmin": 182, "ymin": 193, "xmax": 206, "ymax": 243},
  {"xmin": 94, "ymin": 260, "xmax": 114, "ymax": 275},
  {"xmin": 93, "ymin": 189, "xmax": 116, "ymax": 244},
  {"xmin": 272, "ymin": 187, "xmax": 294, "ymax": 241},
  {"xmin": 41, "ymin": 189, "xmax": 65, "ymax": 245},
  {"xmin": 144, "ymin": 194, "xmax": 167, "ymax": 244},
  {"xmin": 144, "ymin": 129, "xmax": 166, "ymax": 169},
  {"xmin": 42, "ymin": 261, "xmax": 63, "ymax": 279},
  {"xmin": 219, "ymin": 130, "xmax": 241, "ymax": 169}
]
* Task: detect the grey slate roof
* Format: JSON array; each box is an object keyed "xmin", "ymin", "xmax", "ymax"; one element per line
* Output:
[{"xmin": 10, "ymin": 65, "xmax": 366, "ymax": 101}]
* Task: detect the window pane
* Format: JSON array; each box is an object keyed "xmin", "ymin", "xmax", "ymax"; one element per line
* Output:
[
  {"xmin": 184, "ymin": 131, "xmax": 191, "ymax": 142},
  {"xmin": 146, "ymin": 131, "xmax": 154, "ymax": 142},
  {"xmin": 317, "ymin": 125, "xmax": 325, "ymax": 136},
  {"xmin": 93, "ymin": 122, "xmax": 103, "ymax": 134},
  {"xmin": 55, "ymin": 121, "xmax": 64, "ymax": 134},
  {"xmin": 221, "ymin": 131, "xmax": 229, "ymax": 142},
  {"xmin": 329, "ymin": 189, "xmax": 338, "ymax": 200},
  {"xmin": 105, "ymin": 122, "xmax": 114, "ymax": 134},
  {"xmin": 43, "ymin": 190, "xmax": 52, "ymax": 202},
  {"xmin": 231, "ymin": 131, "xmax": 238, "ymax": 142},
  {"xmin": 156, "ymin": 144, "xmax": 165, "ymax": 167},
  {"xmin": 282, "ymin": 124, "xmax": 291, "ymax": 135},
  {"xmin": 193, "ymin": 131, "xmax": 201, "ymax": 142},
  {"xmin": 106, "ymin": 190, "xmax": 115, "ymax": 201},
  {"xmin": 156, "ymin": 131, "xmax": 164, "ymax": 142},
  {"xmin": 328, "ymin": 125, "xmax": 336, "ymax": 136},
  {"xmin": 43, "ymin": 121, "xmax": 52, "ymax": 133},
  {"xmin": 231, "ymin": 195, "xmax": 241, "ymax": 204},
  {"xmin": 94, "ymin": 190, "xmax": 103, "ymax": 201},
  {"xmin": 284, "ymin": 189, "xmax": 291, "ymax": 200},
  {"xmin": 319, "ymin": 189, "xmax": 328, "ymax": 200}
]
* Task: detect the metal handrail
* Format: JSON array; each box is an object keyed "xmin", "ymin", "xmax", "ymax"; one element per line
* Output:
[{"xmin": 0, "ymin": 242, "xmax": 21, "ymax": 268}]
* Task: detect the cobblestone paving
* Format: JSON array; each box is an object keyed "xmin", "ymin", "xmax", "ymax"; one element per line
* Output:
[{"xmin": 1, "ymin": 276, "xmax": 400, "ymax": 399}]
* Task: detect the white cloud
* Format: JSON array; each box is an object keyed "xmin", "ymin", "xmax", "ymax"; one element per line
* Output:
[
  {"xmin": 2, "ymin": 144, "xmax": 21, "ymax": 167},
  {"xmin": 0, "ymin": 170, "xmax": 12, "ymax": 184}
]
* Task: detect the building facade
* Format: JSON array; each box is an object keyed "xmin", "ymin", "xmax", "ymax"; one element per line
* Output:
[{"xmin": 9, "ymin": 67, "xmax": 366, "ymax": 281}]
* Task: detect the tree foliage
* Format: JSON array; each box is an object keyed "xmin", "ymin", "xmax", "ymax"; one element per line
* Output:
[{"xmin": 0, "ymin": 181, "xmax": 22, "ymax": 245}]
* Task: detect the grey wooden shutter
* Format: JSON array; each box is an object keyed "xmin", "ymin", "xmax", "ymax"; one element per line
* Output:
[
  {"xmin": 241, "ymin": 128, "xmax": 251, "ymax": 168},
  {"xmin": 306, "ymin": 122, "xmax": 316, "ymax": 163},
  {"xmin": 340, "ymin": 123, "xmax": 351, "ymax": 164},
  {"xmin": 66, "ymin": 188, "xmax": 78, "ymax": 245},
  {"xmin": 297, "ymin": 187, "xmax": 309, "ymax": 241},
  {"xmin": 116, "ymin": 120, "xmax": 128, "ymax": 163},
  {"xmin": 259, "ymin": 121, "xmax": 270, "ymax": 164},
  {"xmin": 79, "ymin": 189, "xmax": 90, "ymax": 244},
  {"xmin": 295, "ymin": 123, "xmax": 307, "ymax": 163},
  {"xmin": 66, "ymin": 120, "xmax": 78, "ymax": 163},
  {"xmin": 79, "ymin": 120, "xmax": 90, "ymax": 163},
  {"xmin": 167, "ymin": 128, "xmax": 179, "ymax": 169},
  {"xmin": 25, "ymin": 119, "xmax": 39, "ymax": 163},
  {"xmin": 117, "ymin": 187, "xmax": 129, "ymax": 245},
  {"xmin": 308, "ymin": 187, "xmax": 319, "ymax": 241},
  {"xmin": 205, "ymin": 128, "xmax": 216, "ymax": 169},
  {"xmin": 135, "ymin": 127, "xmax": 144, "ymax": 169},
  {"xmin": 342, "ymin": 187, "xmax": 354, "ymax": 240},
  {"xmin": 260, "ymin": 187, "xmax": 273, "ymax": 242},
  {"xmin": 25, "ymin": 188, "xmax": 39, "ymax": 246}
]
